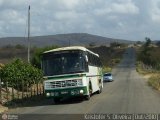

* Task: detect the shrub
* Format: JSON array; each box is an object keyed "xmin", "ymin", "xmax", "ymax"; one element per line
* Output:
[
  {"xmin": 148, "ymin": 74, "xmax": 160, "ymax": 90},
  {"xmin": 0, "ymin": 63, "xmax": 4, "ymax": 68},
  {"xmin": 15, "ymin": 44, "xmax": 26, "ymax": 49},
  {"xmin": 31, "ymin": 45, "xmax": 58, "ymax": 68},
  {"xmin": 0, "ymin": 59, "xmax": 43, "ymax": 91},
  {"xmin": 103, "ymin": 67, "xmax": 112, "ymax": 73}
]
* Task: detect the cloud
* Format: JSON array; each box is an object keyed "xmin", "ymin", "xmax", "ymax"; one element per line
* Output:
[
  {"xmin": 54, "ymin": 11, "xmax": 78, "ymax": 20},
  {"xmin": 150, "ymin": 0, "xmax": 160, "ymax": 23},
  {"xmin": 60, "ymin": 0, "xmax": 80, "ymax": 9},
  {"xmin": 0, "ymin": 0, "xmax": 160, "ymax": 40},
  {"xmin": 110, "ymin": 2, "xmax": 139, "ymax": 14},
  {"xmin": 94, "ymin": 0, "xmax": 139, "ymax": 16}
]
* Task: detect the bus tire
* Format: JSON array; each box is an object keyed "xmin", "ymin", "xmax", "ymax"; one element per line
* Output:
[
  {"xmin": 97, "ymin": 85, "xmax": 102, "ymax": 94},
  {"xmin": 85, "ymin": 95, "xmax": 90, "ymax": 100},
  {"xmin": 85, "ymin": 82, "xmax": 92, "ymax": 100},
  {"xmin": 54, "ymin": 98, "xmax": 60, "ymax": 104}
]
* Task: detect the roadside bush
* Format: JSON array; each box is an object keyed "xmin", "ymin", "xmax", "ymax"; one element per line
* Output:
[
  {"xmin": 15, "ymin": 44, "xmax": 26, "ymax": 49},
  {"xmin": 111, "ymin": 58, "xmax": 121, "ymax": 65},
  {"xmin": 0, "ymin": 63, "xmax": 4, "ymax": 68},
  {"xmin": 148, "ymin": 74, "xmax": 160, "ymax": 90},
  {"xmin": 137, "ymin": 38, "xmax": 160, "ymax": 70},
  {"xmin": 0, "ymin": 59, "xmax": 43, "ymax": 91},
  {"xmin": 103, "ymin": 67, "xmax": 112, "ymax": 73},
  {"xmin": 89, "ymin": 46, "xmax": 124, "ymax": 68},
  {"xmin": 31, "ymin": 45, "xmax": 58, "ymax": 68}
]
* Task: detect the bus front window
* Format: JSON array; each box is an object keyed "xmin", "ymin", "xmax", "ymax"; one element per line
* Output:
[{"xmin": 42, "ymin": 51, "xmax": 86, "ymax": 76}]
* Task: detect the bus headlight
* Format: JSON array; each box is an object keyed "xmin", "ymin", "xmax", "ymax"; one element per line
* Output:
[
  {"xmin": 80, "ymin": 90, "xmax": 84, "ymax": 94},
  {"xmin": 46, "ymin": 93, "xmax": 50, "ymax": 97}
]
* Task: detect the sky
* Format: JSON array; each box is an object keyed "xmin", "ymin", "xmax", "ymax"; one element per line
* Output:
[{"xmin": 0, "ymin": 0, "xmax": 160, "ymax": 41}]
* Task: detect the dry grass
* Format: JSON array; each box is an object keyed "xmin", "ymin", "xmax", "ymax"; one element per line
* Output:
[
  {"xmin": 0, "ymin": 46, "xmax": 29, "ymax": 64},
  {"xmin": 103, "ymin": 66, "xmax": 112, "ymax": 73},
  {"xmin": 0, "ymin": 63, "xmax": 4, "ymax": 68},
  {"xmin": 89, "ymin": 46, "xmax": 125, "ymax": 74},
  {"xmin": 136, "ymin": 62, "xmax": 160, "ymax": 91},
  {"xmin": 89, "ymin": 46, "xmax": 125, "ymax": 67},
  {"xmin": 148, "ymin": 73, "xmax": 160, "ymax": 90}
]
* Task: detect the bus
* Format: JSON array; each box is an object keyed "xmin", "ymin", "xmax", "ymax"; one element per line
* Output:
[{"xmin": 42, "ymin": 46, "xmax": 103, "ymax": 103}]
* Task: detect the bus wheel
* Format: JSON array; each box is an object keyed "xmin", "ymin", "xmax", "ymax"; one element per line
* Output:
[
  {"xmin": 85, "ymin": 95, "xmax": 90, "ymax": 100},
  {"xmin": 97, "ymin": 85, "xmax": 102, "ymax": 94},
  {"xmin": 85, "ymin": 82, "xmax": 92, "ymax": 100},
  {"xmin": 54, "ymin": 98, "xmax": 60, "ymax": 104}
]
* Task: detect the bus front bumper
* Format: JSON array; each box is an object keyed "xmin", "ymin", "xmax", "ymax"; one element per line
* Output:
[{"xmin": 45, "ymin": 86, "xmax": 88, "ymax": 98}]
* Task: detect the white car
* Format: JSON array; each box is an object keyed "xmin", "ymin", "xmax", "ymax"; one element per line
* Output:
[{"xmin": 103, "ymin": 73, "xmax": 113, "ymax": 82}]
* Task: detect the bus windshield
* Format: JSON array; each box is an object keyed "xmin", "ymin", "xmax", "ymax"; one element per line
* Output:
[{"xmin": 42, "ymin": 50, "xmax": 86, "ymax": 76}]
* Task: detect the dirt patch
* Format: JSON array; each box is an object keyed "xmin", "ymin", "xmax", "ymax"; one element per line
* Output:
[
  {"xmin": 148, "ymin": 73, "xmax": 160, "ymax": 91},
  {"xmin": 0, "ymin": 105, "xmax": 8, "ymax": 113},
  {"xmin": 143, "ymin": 74, "xmax": 155, "ymax": 79}
]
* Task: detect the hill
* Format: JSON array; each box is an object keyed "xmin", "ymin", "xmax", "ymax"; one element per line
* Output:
[{"xmin": 0, "ymin": 33, "xmax": 134, "ymax": 47}]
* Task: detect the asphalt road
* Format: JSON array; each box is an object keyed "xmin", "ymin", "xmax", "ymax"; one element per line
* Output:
[{"xmin": 8, "ymin": 48, "xmax": 160, "ymax": 119}]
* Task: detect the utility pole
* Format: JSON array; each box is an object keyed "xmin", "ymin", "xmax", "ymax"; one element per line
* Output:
[
  {"xmin": 27, "ymin": 5, "xmax": 30, "ymax": 63},
  {"xmin": 0, "ymin": 78, "xmax": 2, "ymax": 104}
]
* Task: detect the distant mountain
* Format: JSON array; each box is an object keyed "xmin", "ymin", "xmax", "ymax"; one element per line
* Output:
[
  {"xmin": 154, "ymin": 40, "xmax": 160, "ymax": 46},
  {"xmin": 153, "ymin": 40, "xmax": 160, "ymax": 43},
  {"xmin": 0, "ymin": 33, "xmax": 134, "ymax": 47}
]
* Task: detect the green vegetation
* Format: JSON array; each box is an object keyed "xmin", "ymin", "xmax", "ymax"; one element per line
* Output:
[
  {"xmin": 0, "ymin": 45, "xmax": 27, "ymax": 64},
  {"xmin": 0, "ymin": 44, "xmax": 58, "ymax": 66},
  {"xmin": 110, "ymin": 42, "xmax": 127, "ymax": 48},
  {"xmin": 31, "ymin": 45, "xmax": 58, "ymax": 68},
  {"xmin": 102, "ymin": 67, "xmax": 112, "ymax": 73},
  {"xmin": 136, "ymin": 62, "xmax": 150, "ymax": 75},
  {"xmin": 137, "ymin": 38, "xmax": 160, "ymax": 70},
  {"xmin": 148, "ymin": 73, "xmax": 160, "ymax": 90},
  {"xmin": 0, "ymin": 59, "xmax": 43, "ymax": 91},
  {"xmin": 89, "ymin": 45, "xmax": 125, "ymax": 73},
  {"xmin": 137, "ymin": 38, "xmax": 160, "ymax": 91}
]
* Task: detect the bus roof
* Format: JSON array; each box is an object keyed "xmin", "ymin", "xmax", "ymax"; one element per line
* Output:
[{"xmin": 43, "ymin": 46, "xmax": 99, "ymax": 57}]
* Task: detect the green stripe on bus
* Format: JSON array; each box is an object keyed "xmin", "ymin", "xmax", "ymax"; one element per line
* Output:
[{"xmin": 46, "ymin": 74, "xmax": 86, "ymax": 80}]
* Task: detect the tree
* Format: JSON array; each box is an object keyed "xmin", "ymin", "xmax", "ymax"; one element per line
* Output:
[
  {"xmin": 138, "ymin": 37, "xmax": 153, "ymax": 65},
  {"xmin": 136, "ymin": 41, "xmax": 142, "ymax": 45},
  {"xmin": 89, "ymin": 42, "xmax": 96, "ymax": 47},
  {"xmin": 110, "ymin": 42, "xmax": 119, "ymax": 48},
  {"xmin": 31, "ymin": 45, "xmax": 58, "ymax": 68},
  {"xmin": 0, "ymin": 59, "xmax": 43, "ymax": 90},
  {"xmin": 15, "ymin": 44, "xmax": 26, "ymax": 49},
  {"xmin": 156, "ymin": 41, "xmax": 160, "ymax": 46},
  {"xmin": 145, "ymin": 37, "xmax": 151, "ymax": 47}
]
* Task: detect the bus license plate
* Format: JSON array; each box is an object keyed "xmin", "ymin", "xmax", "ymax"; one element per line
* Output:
[{"xmin": 61, "ymin": 91, "xmax": 68, "ymax": 94}]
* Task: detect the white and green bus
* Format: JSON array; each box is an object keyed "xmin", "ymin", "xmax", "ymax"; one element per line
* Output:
[{"xmin": 42, "ymin": 46, "xmax": 103, "ymax": 103}]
